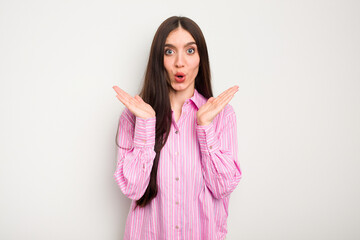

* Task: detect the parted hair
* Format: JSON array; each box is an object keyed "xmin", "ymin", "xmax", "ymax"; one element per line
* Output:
[{"xmin": 126, "ymin": 16, "xmax": 213, "ymax": 208}]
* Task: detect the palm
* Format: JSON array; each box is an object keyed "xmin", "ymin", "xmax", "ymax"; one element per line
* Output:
[
  {"xmin": 113, "ymin": 86, "xmax": 155, "ymax": 119},
  {"xmin": 197, "ymin": 86, "xmax": 239, "ymax": 126}
]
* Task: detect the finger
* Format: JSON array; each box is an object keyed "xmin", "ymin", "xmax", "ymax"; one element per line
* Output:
[
  {"xmin": 199, "ymin": 97, "xmax": 213, "ymax": 111},
  {"xmin": 115, "ymin": 91, "xmax": 136, "ymax": 108},
  {"xmin": 116, "ymin": 88, "xmax": 140, "ymax": 107},
  {"xmin": 204, "ymin": 97, "xmax": 215, "ymax": 107},
  {"xmin": 217, "ymin": 89, "xmax": 237, "ymax": 107},
  {"xmin": 116, "ymin": 95, "xmax": 130, "ymax": 108},
  {"xmin": 113, "ymin": 86, "xmax": 133, "ymax": 102},
  {"xmin": 215, "ymin": 87, "xmax": 233, "ymax": 100},
  {"xmin": 219, "ymin": 86, "xmax": 238, "ymax": 102},
  {"xmin": 134, "ymin": 95, "xmax": 143, "ymax": 103},
  {"xmin": 220, "ymin": 85, "xmax": 238, "ymax": 96},
  {"xmin": 115, "ymin": 91, "xmax": 130, "ymax": 105},
  {"xmin": 212, "ymin": 88, "xmax": 237, "ymax": 111},
  {"xmin": 215, "ymin": 85, "xmax": 238, "ymax": 101},
  {"xmin": 200, "ymin": 97, "xmax": 214, "ymax": 111},
  {"xmin": 221, "ymin": 86, "xmax": 238, "ymax": 98},
  {"xmin": 112, "ymin": 86, "xmax": 125, "ymax": 96},
  {"xmin": 213, "ymin": 86, "xmax": 238, "ymax": 105}
]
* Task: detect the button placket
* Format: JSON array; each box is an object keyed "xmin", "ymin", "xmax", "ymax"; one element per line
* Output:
[
  {"xmin": 174, "ymin": 130, "xmax": 180, "ymax": 182},
  {"xmin": 174, "ymin": 127, "xmax": 181, "ymax": 232}
]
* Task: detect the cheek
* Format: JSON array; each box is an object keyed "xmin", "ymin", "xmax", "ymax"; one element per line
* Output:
[
  {"xmin": 163, "ymin": 58, "xmax": 172, "ymax": 73},
  {"xmin": 189, "ymin": 56, "xmax": 200, "ymax": 72}
]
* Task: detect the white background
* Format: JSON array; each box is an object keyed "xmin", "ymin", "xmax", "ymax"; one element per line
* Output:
[{"xmin": 1, "ymin": 0, "xmax": 359, "ymax": 239}]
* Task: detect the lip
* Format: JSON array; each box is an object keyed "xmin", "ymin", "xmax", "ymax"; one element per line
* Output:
[{"xmin": 174, "ymin": 72, "xmax": 186, "ymax": 83}]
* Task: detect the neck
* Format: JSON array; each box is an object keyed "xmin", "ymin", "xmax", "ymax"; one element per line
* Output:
[{"xmin": 169, "ymin": 87, "xmax": 195, "ymax": 111}]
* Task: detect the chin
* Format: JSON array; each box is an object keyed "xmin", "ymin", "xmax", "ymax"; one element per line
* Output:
[
  {"xmin": 171, "ymin": 81, "xmax": 194, "ymax": 92},
  {"xmin": 171, "ymin": 84, "xmax": 187, "ymax": 92}
]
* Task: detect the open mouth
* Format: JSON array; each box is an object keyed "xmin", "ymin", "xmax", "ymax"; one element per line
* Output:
[{"xmin": 175, "ymin": 72, "xmax": 186, "ymax": 82}]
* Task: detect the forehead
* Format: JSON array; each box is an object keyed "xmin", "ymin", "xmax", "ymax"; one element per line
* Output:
[{"xmin": 165, "ymin": 27, "xmax": 196, "ymax": 45}]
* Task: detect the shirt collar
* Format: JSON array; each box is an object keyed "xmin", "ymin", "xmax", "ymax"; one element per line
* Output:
[{"xmin": 188, "ymin": 89, "xmax": 208, "ymax": 110}]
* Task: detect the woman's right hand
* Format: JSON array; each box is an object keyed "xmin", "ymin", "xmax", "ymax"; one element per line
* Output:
[{"xmin": 112, "ymin": 86, "xmax": 156, "ymax": 119}]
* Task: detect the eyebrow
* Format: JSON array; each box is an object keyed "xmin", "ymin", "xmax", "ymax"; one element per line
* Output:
[{"xmin": 164, "ymin": 42, "xmax": 197, "ymax": 48}]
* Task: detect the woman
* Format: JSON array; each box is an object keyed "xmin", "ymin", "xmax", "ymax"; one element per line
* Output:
[{"xmin": 112, "ymin": 16, "xmax": 242, "ymax": 240}]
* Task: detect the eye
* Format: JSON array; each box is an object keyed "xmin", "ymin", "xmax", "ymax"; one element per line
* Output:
[
  {"xmin": 165, "ymin": 49, "xmax": 174, "ymax": 55},
  {"xmin": 187, "ymin": 48, "xmax": 195, "ymax": 54}
]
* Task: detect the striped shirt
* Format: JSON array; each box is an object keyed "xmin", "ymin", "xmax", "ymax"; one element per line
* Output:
[{"xmin": 114, "ymin": 89, "xmax": 242, "ymax": 240}]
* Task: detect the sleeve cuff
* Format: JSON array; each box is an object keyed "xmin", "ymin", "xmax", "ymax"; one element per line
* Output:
[
  {"xmin": 196, "ymin": 121, "xmax": 220, "ymax": 153},
  {"xmin": 133, "ymin": 116, "xmax": 156, "ymax": 148}
]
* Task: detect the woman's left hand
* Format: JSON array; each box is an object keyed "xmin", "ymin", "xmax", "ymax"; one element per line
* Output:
[{"xmin": 196, "ymin": 85, "xmax": 239, "ymax": 126}]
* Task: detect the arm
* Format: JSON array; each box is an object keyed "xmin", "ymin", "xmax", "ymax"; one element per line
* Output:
[
  {"xmin": 196, "ymin": 105, "xmax": 242, "ymax": 199},
  {"xmin": 114, "ymin": 108, "xmax": 156, "ymax": 200}
]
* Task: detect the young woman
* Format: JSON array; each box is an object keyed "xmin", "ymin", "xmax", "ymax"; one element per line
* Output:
[{"xmin": 112, "ymin": 16, "xmax": 242, "ymax": 240}]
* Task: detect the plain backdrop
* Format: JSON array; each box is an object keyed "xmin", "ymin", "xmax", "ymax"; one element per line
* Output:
[{"xmin": 1, "ymin": 0, "xmax": 359, "ymax": 239}]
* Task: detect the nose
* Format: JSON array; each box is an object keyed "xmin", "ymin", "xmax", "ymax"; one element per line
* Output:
[{"xmin": 175, "ymin": 52, "xmax": 184, "ymax": 68}]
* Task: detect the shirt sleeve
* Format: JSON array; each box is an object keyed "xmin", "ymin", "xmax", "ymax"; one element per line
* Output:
[
  {"xmin": 196, "ymin": 104, "xmax": 242, "ymax": 199},
  {"xmin": 113, "ymin": 108, "xmax": 156, "ymax": 200}
]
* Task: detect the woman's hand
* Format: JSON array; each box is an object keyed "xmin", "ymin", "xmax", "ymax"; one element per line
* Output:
[
  {"xmin": 112, "ymin": 86, "xmax": 156, "ymax": 119},
  {"xmin": 196, "ymin": 86, "xmax": 239, "ymax": 126}
]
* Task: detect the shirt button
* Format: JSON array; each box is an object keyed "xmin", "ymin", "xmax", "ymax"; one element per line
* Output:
[
  {"xmin": 175, "ymin": 177, "xmax": 179, "ymax": 181},
  {"xmin": 209, "ymin": 146, "xmax": 212, "ymax": 149},
  {"xmin": 175, "ymin": 225, "xmax": 179, "ymax": 229},
  {"xmin": 143, "ymin": 140, "xmax": 147, "ymax": 143},
  {"xmin": 175, "ymin": 130, "xmax": 179, "ymax": 134},
  {"xmin": 175, "ymin": 201, "xmax": 179, "ymax": 205}
]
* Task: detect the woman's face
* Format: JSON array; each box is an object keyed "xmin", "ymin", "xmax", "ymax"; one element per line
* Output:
[{"xmin": 164, "ymin": 27, "xmax": 200, "ymax": 94}]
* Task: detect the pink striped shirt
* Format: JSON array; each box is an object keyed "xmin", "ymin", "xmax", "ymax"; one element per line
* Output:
[{"xmin": 114, "ymin": 89, "xmax": 242, "ymax": 240}]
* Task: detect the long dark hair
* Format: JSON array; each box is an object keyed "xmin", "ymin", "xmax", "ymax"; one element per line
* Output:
[{"xmin": 135, "ymin": 16, "xmax": 213, "ymax": 208}]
